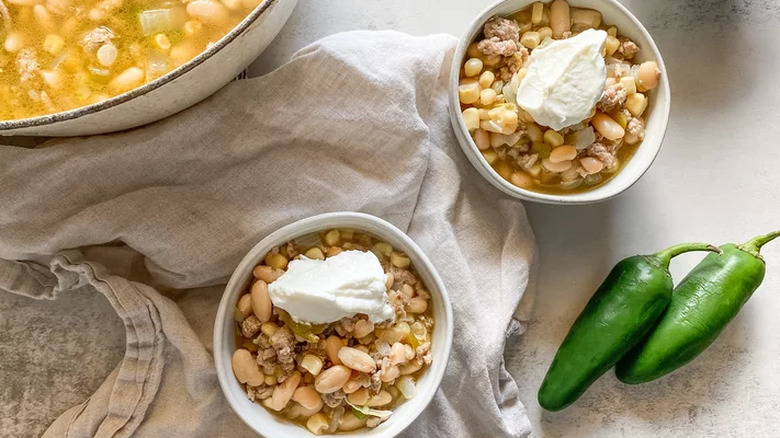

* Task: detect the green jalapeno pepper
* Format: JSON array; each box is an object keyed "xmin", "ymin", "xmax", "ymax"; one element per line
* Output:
[
  {"xmin": 538, "ymin": 242, "xmax": 719, "ymax": 411},
  {"xmin": 616, "ymin": 231, "xmax": 780, "ymax": 384}
]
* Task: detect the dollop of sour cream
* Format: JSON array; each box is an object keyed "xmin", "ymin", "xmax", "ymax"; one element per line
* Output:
[
  {"xmin": 515, "ymin": 29, "xmax": 607, "ymax": 131},
  {"xmin": 268, "ymin": 250, "xmax": 395, "ymax": 325}
]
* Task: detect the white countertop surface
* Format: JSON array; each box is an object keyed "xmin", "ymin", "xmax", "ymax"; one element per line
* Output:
[
  {"xmin": 4, "ymin": 1, "xmax": 780, "ymax": 437},
  {"xmin": 254, "ymin": 0, "xmax": 780, "ymax": 436}
]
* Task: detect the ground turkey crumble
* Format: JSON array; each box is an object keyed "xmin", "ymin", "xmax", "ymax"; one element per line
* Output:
[
  {"xmin": 270, "ymin": 326, "xmax": 296, "ymax": 378},
  {"xmin": 586, "ymin": 143, "xmax": 618, "ymax": 171},
  {"xmin": 477, "ymin": 37, "xmax": 518, "ymax": 57},
  {"xmin": 618, "ymin": 37, "xmax": 639, "ymax": 59},
  {"xmin": 626, "ymin": 117, "xmax": 645, "ymax": 140},
  {"xmin": 476, "ymin": 15, "xmax": 528, "ymax": 81},
  {"xmin": 499, "ymin": 51, "xmax": 527, "ymax": 81},
  {"xmin": 598, "ymin": 83, "xmax": 627, "ymax": 113},
  {"xmin": 80, "ymin": 26, "xmax": 115, "ymax": 52},
  {"xmin": 241, "ymin": 315, "xmax": 262, "ymax": 338},
  {"xmin": 483, "ymin": 15, "xmax": 520, "ymax": 42},
  {"xmin": 16, "ymin": 49, "xmax": 39, "ymax": 83}
]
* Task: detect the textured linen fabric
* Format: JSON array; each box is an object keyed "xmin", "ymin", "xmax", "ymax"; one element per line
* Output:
[{"xmin": 0, "ymin": 31, "xmax": 536, "ymax": 437}]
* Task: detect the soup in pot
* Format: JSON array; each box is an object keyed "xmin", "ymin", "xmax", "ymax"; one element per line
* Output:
[{"xmin": 0, "ymin": 0, "xmax": 261, "ymax": 120}]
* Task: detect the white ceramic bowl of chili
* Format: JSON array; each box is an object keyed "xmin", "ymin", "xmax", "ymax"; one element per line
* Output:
[
  {"xmin": 449, "ymin": 0, "xmax": 670, "ymax": 205},
  {"xmin": 214, "ymin": 211, "xmax": 454, "ymax": 437}
]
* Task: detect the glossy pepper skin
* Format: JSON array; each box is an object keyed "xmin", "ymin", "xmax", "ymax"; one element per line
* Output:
[
  {"xmin": 538, "ymin": 243, "xmax": 719, "ymax": 412},
  {"xmin": 616, "ymin": 232, "xmax": 780, "ymax": 384}
]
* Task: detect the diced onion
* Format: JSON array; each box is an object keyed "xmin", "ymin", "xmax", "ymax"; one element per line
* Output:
[
  {"xmin": 145, "ymin": 49, "xmax": 171, "ymax": 81},
  {"xmin": 138, "ymin": 8, "xmax": 187, "ymax": 36},
  {"xmin": 574, "ymin": 126, "xmax": 595, "ymax": 150},
  {"xmin": 396, "ymin": 376, "xmax": 417, "ymax": 399}
]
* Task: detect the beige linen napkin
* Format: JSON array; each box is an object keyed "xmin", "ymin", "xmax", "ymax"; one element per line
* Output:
[{"xmin": 0, "ymin": 31, "xmax": 536, "ymax": 437}]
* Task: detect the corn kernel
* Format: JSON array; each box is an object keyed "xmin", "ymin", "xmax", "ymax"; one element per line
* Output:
[
  {"xmin": 340, "ymin": 229, "xmax": 354, "ymax": 241},
  {"xmin": 543, "ymin": 129, "xmax": 564, "ymax": 147},
  {"xmin": 520, "ymin": 31, "xmax": 541, "ymax": 49},
  {"xmin": 43, "ymin": 34, "xmax": 64, "ymax": 55},
  {"xmin": 613, "ymin": 111, "xmax": 628, "ymax": 129},
  {"xmin": 482, "ymin": 150, "xmax": 498, "ymax": 164},
  {"xmin": 306, "ymin": 413, "xmax": 329, "ymax": 435},
  {"xmin": 304, "ymin": 247, "xmax": 325, "ymax": 260},
  {"xmin": 498, "ymin": 109, "xmax": 518, "ymax": 127},
  {"xmin": 264, "ymin": 374, "xmax": 276, "ymax": 386},
  {"xmin": 462, "ymin": 107, "xmax": 480, "ymax": 131},
  {"xmin": 478, "ymin": 108, "xmax": 490, "ymax": 120},
  {"xmin": 458, "ymin": 81, "xmax": 480, "ymax": 104},
  {"xmin": 265, "ymin": 253, "xmax": 288, "ymax": 270},
  {"xmin": 300, "ymin": 354, "xmax": 324, "ymax": 376},
  {"xmin": 464, "ymin": 57, "xmax": 483, "ymax": 77},
  {"xmin": 372, "ymin": 242, "xmax": 393, "ymax": 257},
  {"xmin": 531, "ymin": 2, "xmax": 544, "ymax": 24},
  {"xmin": 605, "ymin": 35, "xmax": 620, "ymax": 56},
  {"xmin": 619, "ymin": 76, "xmax": 637, "ymax": 95},
  {"xmin": 537, "ymin": 26, "xmax": 553, "ymax": 40},
  {"xmin": 323, "ymin": 229, "xmax": 340, "ymax": 246},
  {"xmin": 607, "ymin": 26, "xmax": 618, "ymax": 37},
  {"xmin": 478, "ymin": 70, "xmax": 495, "ymax": 88},
  {"xmin": 184, "ymin": 20, "xmax": 202, "ymax": 35},
  {"xmin": 390, "ymin": 251, "xmax": 410, "ymax": 269},
  {"xmin": 479, "ymin": 88, "xmax": 497, "ymax": 106},
  {"xmin": 625, "ymin": 93, "xmax": 647, "ymax": 116},
  {"xmin": 261, "ymin": 322, "xmax": 278, "ymax": 337},
  {"xmin": 527, "ymin": 162, "xmax": 542, "ymax": 177},
  {"xmin": 154, "ymin": 33, "xmax": 172, "ymax": 50}
]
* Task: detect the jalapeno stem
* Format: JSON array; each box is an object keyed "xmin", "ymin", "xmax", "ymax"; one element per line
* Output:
[
  {"xmin": 654, "ymin": 242, "xmax": 721, "ymax": 267},
  {"xmin": 738, "ymin": 231, "xmax": 780, "ymax": 256}
]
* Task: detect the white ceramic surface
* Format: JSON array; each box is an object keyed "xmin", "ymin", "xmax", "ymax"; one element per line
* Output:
[
  {"xmin": 0, "ymin": 0, "xmax": 298, "ymax": 137},
  {"xmin": 449, "ymin": 0, "xmax": 671, "ymax": 205},
  {"xmin": 214, "ymin": 212, "xmax": 454, "ymax": 438}
]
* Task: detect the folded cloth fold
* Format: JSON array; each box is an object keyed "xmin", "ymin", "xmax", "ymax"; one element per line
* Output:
[{"xmin": 0, "ymin": 31, "xmax": 536, "ymax": 438}]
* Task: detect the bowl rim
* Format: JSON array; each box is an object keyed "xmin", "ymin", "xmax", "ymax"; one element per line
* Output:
[
  {"xmin": 448, "ymin": 0, "xmax": 671, "ymax": 205},
  {"xmin": 213, "ymin": 211, "xmax": 454, "ymax": 437},
  {"xmin": 0, "ymin": 0, "xmax": 278, "ymax": 131}
]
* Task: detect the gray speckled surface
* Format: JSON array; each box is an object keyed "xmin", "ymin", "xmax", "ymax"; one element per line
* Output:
[
  {"xmin": 0, "ymin": 288, "xmax": 125, "ymax": 438},
  {"xmin": 5, "ymin": 0, "xmax": 780, "ymax": 437}
]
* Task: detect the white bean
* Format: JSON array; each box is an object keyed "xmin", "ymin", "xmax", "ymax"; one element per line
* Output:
[
  {"xmin": 550, "ymin": 0, "xmax": 571, "ymax": 38},
  {"xmin": 591, "ymin": 112, "xmax": 625, "ymax": 140},
  {"xmin": 232, "ymin": 349, "xmax": 264, "ymax": 386},
  {"xmin": 549, "ymin": 145, "xmax": 577, "ymax": 164},
  {"xmin": 186, "ymin": 0, "xmax": 229, "ymax": 25},
  {"xmin": 252, "ymin": 265, "xmax": 284, "ymax": 283},
  {"xmin": 108, "ymin": 67, "xmax": 145, "ymax": 94},
  {"xmin": 270, "ymin": 371, "xmax": 301, "ymax": 411},
  {"xmin": 580, "ymin": 157, "xmax": 604, "ymax": 174},
  {"xmin": 314, "ymin": 365, "xmax": 351, "ymax": 394},
  {"xmin": 464, "ymin": 57, "xmax": 483, "ymax": 77},
  {"xmin": 292, "ymin": 386, "xmax": 323, "ymax": 411},
  {"xmin": 337, "ymin": 346, "xmax": 376, "ymax": 373},
  {"xmin": 541, "ymin": 158, "xmax": 572, "ymax": 173},
  {"xmin": 637, "ymin": 61, "xmax": 660, "ymax": 91},
  {"xmin": 250, "ymin": 280, "xmax": 272, "ymax": 322},
  {"xmin": 510, "ymin": 171, "xmax": 534, "ymax": 189}
]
